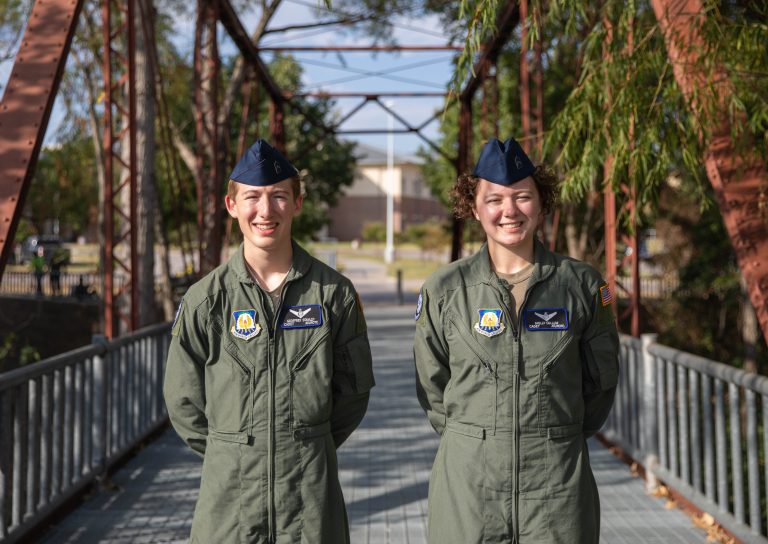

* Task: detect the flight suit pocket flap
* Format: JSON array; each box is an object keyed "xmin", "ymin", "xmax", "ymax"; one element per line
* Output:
[
  {"xmin": 545, "ymin": 422, "xmax": 582, "ymax": 439},
  {"xmin": 582, "ymin": 331, "xmax": 619, "ymax": 392},
  {"xmin": 209, "ymin": 429, "xmax": 249, "ymax": 444},
  {"xmin": 446, "ymin": 420, "xmax": 485, "ymax": 439},
  {"xmin": 334, "ymin": 334, "xmax": 375, "ymax": 394},
  {"xmin": 292, "ymin": 421, "xmax": 331, "ymax": 441}
]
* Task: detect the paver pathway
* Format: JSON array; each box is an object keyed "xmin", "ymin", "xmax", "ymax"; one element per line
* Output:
[{"xmin": 40, "ymin": 305, "xmax": 710, "ymax": 543}]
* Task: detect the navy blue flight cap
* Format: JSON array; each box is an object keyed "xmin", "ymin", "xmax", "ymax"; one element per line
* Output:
[
  {"xmin": 472, "ymin": 138, "xmax": 535, "ymax": 186},
  {"xmin": 229, "ymin": 139, "xmax": 298, "ymax": 187}
]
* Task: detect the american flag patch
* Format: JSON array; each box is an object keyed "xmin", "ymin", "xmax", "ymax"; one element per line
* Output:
[{"xmin": 599, "ymin": 284, "xmax": 614, "ymax": 306}]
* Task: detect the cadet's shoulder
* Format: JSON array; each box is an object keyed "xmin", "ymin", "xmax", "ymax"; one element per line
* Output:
[
  {"xmin": 306, "ymin": 255, "xmax": 357, "ymax": 298},
  {"xmin": 180, "ymin": 259, "xmax": 240, "ymax": 310},
  {"xmin": 547, "ymin": 251, "xmax": 605, "ymax": 293},
  {"xmin": 422, "ymin": 252, "xmax": 482, "ymax": 296}
]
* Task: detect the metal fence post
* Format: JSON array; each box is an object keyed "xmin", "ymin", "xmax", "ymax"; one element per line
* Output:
[
  {"xmin": 91, "ymin": 335, "xmax": 109, "ymax": 479},
  {"xmin": 396, "ymin": 269, "xmax": 403, "ymax": 305},
  {"xmin": 641, "ymin": 333, "xmax": 659, "ymax": 493}
]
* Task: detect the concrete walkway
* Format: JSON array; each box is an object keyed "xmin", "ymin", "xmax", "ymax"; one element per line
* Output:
[{"xmin": 40, "ymin": 305, "xmax": 709, "ymax": 543}]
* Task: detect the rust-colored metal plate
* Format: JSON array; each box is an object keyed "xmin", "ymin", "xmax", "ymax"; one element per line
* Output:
[
  {"xmin": 652, "ymin": 0, "xmax": 768, "ymax": 344},
  {"xmin": 0, "ymin": 0, "xmax": 84, "ymax": 280}
]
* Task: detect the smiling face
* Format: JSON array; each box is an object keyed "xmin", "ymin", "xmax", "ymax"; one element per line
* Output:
[
  {"xmin": 225, "ymin": 178, "xmax": 303, "ymax": 254},
  {"xmin": 473, "ymin": 176, "xmax": 543, "ymax": 254}
]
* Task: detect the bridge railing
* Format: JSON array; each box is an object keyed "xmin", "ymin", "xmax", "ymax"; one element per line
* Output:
[
  {"xmin": 0, "ymin": 323, "xmax": 170, "ymax": 544},
  {"xmin": 0, "ymin": 271, "xmax": 104, "ymax": 297},
  {"xmin": 604, "ymin": 334, "xmax": 768, "ymax": 543}
]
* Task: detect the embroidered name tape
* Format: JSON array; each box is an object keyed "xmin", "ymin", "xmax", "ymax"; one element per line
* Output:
[
  {"xmin": 524, "ymin": 308, "xmax": 569, "ymax": 331},
  {"xmin": 281, "ymin": 304, "xmax": 323, "ymax": 329},
  {"xmin": 231, "ymin": 309, "xmax": 261, "ymax": 340}
]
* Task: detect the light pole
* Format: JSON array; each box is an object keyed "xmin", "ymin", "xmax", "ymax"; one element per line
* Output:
[{"xmin": 384, "ymin": 100, "xmax": 395, "ymax": 264}]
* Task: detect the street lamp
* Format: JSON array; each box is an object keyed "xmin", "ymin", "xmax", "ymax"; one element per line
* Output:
[{"xmin": 384, "ymin": 100, "xmax": 395, "ymax": 264}]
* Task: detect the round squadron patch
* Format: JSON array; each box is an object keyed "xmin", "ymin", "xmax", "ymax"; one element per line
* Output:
[{"xmin": 474, "ymin": 309, "xmax": 505, "ymax": 338}]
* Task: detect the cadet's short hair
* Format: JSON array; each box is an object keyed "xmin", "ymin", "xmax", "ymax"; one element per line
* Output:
[
  {"xmin": 451, "ymin": 165, "xmax": 560, "ymax": 220},
  {"xmin": 227, "ymin": 177, "xmax": 302, "ymax": 200}
]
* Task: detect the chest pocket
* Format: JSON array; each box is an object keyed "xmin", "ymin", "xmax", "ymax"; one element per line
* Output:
[
  {"xmin": 288, "ymin": 324, "xmax": 333, "ymax": 426},
  {"xmin": 442, "ymin": 313, "xmax": 498, "ymax": 428},
  {"xmin": 206, "ymin": 316, "xmax": 265, "ymax": 433}
]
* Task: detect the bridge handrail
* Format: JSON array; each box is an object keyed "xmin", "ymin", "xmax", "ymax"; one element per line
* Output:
[
  {"xmin": 648, "ymin": 342, "xmax": 768, "ymax": 395},
  {"xmin": 0, "ymin": 322, "xmax": 171, "ymax": 544},
  {"xmin": 605, "ymin": 333, "xmax": 768, "ymax": 543},
  {"xmin": 0, "ymin": 323, "xmax": 168, "ymax": 391}
]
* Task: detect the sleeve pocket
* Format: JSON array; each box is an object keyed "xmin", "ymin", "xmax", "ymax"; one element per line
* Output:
[
  {"xmin": 581, "ymin": 328, "xmax": 619, "ymax": 393},
  {"xmin": 334, "ymin": 333, "xmax": 375, "ymax": 394}
]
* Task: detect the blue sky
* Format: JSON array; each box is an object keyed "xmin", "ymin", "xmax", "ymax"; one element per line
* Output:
[{"xmin": 0, "ymin": 0, "xmax": 459, "ymax": 157}]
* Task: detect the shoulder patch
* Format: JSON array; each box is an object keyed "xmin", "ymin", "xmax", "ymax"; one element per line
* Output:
[
  {"xmin": 599, "ymin": 284, "xmax": 614, "ymax": 306},
  {"xmin": 415, "ymin": 289, "xmax": 427, "ymax": 324},
  {"xmin": 596, "ymin": 286, "xmax": 616, "ymax": 326},
  {"xmin": 171, "ymin": 299, "xmax": 184, "ymax": 336}
]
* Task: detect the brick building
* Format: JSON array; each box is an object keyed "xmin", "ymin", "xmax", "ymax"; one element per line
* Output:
[{"xmin": 327, "ymin": 143, "xmax": 447, "ymax": 241}]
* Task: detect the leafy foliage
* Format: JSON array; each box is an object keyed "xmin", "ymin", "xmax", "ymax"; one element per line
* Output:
[{"xmin": 22, "ymin": 134, "xmax": 99, "ymax": 239}]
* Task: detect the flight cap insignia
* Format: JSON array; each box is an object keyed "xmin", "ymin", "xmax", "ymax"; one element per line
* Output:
[
  {"xmin": 229, "ymin": 139, "xmax": 297, "ymax": 187},
  {"xmin": 473, "ymin": 137, "xmax": 535, "ymax": 186}
]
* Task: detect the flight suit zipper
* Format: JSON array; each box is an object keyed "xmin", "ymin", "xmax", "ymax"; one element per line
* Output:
[
  {"xmin": 493, "ymin": 271, "xmax": 547, "ymax": 544},
  {"xmin": 265, "ymin": 279, "xmax": 292, "ymax": 544}
]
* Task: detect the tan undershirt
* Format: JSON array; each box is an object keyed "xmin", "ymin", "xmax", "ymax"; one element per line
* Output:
[
  {"xmin": 495, "ymin": 262, "xmax": 535, "ymax": 327},
  {"xmin": 245, "ymin": 261, "xmax": 288, "ymax": 320}
]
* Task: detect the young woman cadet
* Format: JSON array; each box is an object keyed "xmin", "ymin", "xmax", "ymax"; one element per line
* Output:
[{"xmin": 413, "ymin": 137, "xmax": 619, "ymax": 543}]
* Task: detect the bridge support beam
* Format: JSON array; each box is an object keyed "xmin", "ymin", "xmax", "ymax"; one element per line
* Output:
[
  {"xmin": 0, "ymin": 0, "xmax": 85, "ymax": 283},
  {"xmin": 652, "ymin": 0, "xmax": 768, "ymax": 346}
]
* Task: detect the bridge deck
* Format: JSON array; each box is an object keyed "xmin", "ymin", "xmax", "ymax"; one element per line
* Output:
[{"xmin": 40, "ymin": 305, "xmax": 708, "ymax": 543}]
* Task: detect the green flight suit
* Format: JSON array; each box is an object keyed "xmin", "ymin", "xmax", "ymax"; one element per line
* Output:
[
  {"xmin": 414, "ymin": 241, "xmax": 619, "ymax": 544},
  {"xmin": 164, "ymin": 242, "xmax": 374, "ymax": 544}
]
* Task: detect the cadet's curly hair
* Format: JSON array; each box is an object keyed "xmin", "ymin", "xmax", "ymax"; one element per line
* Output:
[{"xmin": 450, "ymin": 165, "xmax": 560, "ymax": 219}]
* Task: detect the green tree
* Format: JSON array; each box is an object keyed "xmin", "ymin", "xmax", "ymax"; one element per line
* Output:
[{"xmin": 22, "ymin": 133, "xmax": 99, "ymax": 239}]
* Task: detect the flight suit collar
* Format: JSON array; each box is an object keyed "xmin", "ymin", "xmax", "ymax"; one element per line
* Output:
[
  {"xmin": 231, "ymin": 240, "xmax": 313, "ymax": 285},
  {"xmin": 473, "ymin": 239, "xmax": 557, "ymax": 286}
]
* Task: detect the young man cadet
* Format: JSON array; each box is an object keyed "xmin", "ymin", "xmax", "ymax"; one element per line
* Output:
[
  {"xmin": 413, "ymin": 137, "xmax": 619, "ymax": 543},
  {"xmin": 164, "ymin": 139, "xmax": 374, "ymax": 543}
]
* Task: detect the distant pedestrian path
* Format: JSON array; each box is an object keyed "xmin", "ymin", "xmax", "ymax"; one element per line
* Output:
[{"xmin": 40, "ymin": 306, "xmax": 708, "ymax": 544}]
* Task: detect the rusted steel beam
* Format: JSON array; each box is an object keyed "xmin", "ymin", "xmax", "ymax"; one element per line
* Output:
[
  {"xmin": 217, "ymin": 0, "xmax": 283, "ymax": 104},
  {"xmin": 102, "ymin": 0, "xmax": 139, "ymax": 337},
  {"xmin": 194, "ymin": 0, "xmax": 222, "ymax": 275},
  {"xmin": 258, "ymin": 45, "xmax": 462, "ymax": 52},
  {"xmin": 519, "ymin": 0, "xmax": 531, "ymax": 154},
  {"xmin": 460, "ymin": 1, "xmax": 520, "ymax": 102},
  {"xmin": 652, "ymin": 0, "xmax": 768, "ymax": 344},
  {"xmin": 451, "ymin": 97, "xmax": 472, "ymax": 261},
  {"xmin": 284, "ymin": 92, "xmax": 448, "ymax": 98},
  {"xmin": 0, "ymin": 0, "xmax": 84, "ymax": 282},
  {"xmin": 452, "ymin": 1, "xmax": 521, "ymax": 261}
]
